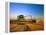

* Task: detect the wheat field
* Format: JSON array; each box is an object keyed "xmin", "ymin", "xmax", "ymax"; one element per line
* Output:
[{"xmin": 10, "ymin": 18, "xmax": 44, "ymax": 32}]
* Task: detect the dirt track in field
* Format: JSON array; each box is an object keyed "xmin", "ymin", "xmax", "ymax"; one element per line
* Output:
[{"xmin": 10, "ymin": 19, "xmax": 44, "ymax": 32}]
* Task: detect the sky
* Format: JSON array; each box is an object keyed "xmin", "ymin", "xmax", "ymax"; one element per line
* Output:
[{"xmin": 10, "ymin": 3, "xmax": 44, "ymax": 19}]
